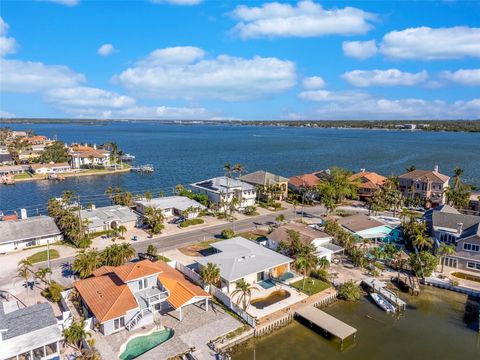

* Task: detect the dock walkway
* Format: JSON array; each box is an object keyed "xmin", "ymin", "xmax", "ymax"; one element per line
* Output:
[
  {"xmin": 295, "ymin": 305, "xmax": 357, "ymax": 348},
  {"xmin": 362, "ymin": 277, "xmax": 407, "ymax": 311}
]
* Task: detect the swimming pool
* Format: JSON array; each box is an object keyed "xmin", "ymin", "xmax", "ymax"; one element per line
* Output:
[
  {"xmin": 119, "ymin": 328, "xmax": 174, "ymax": 360},
  {"xmin": 251, "ymin": 290, "xmax": 291, "ymax": 309},
  {"xmin": 258, "ymin": 279, "xmax": 276, "ymax": 289}
]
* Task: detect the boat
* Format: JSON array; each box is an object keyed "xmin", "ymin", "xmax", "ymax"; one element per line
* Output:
[
  {"xmin": 120, "ymin": 153, "xmax": 135, "ymax": 161},
  {"xmin": 370, "ymin": 292, "xmax": 396, "ymax": 313}
]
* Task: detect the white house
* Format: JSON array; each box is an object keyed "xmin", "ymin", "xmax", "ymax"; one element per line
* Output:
[
  {"xmin": 0, "ymin": 216, "xmax": 63, "ymax": 253},
  {"xmin": 30, "ymin": 162, "xmax": 72, "ymax": 175},
  {"xmin": 191, "ymin": 176, "xmax": 256, "ymax": 210},
  {"xmin": 80, "ymin": 205, "xmax": 139, "ymax": 234},
  {"xmin": 0, "ymin": 302, "xmax": 63, "ymax": 360},
  {"xmin": 195, "ymin": 237, "xmax": 293, "ymax": 294},
  {"xmin": 68, "ymin": 146, "xmax": 110, "ymax": 169},
  {"xmin": 135, "ymin": 196, "xmax": 206, "ymax": 219}
]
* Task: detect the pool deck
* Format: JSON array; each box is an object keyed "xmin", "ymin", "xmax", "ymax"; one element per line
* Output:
[{"xmin": 93, "ymin": 302, "xmax": 242, "ymax": 360}]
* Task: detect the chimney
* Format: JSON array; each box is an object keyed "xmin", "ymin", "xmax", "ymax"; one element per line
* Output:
[
  {"xmin": 360, "ymin": 168, "xmax": 366, "ymax": 173},
  {"xmin": 457, "ymin": 222, "xmax": 463, "ymax": 234},
  {"xmin": 20, "ymin": 208, "xmax": 28, "ymax": 220},
  {"xmin": 91, "ymin": 204, "xmax": 96, "ymax": 210},
  {"xmin": 93, "ymin": 144, "xmax": 97, "ymax": 150},
  {"xmin": 434, "ymin": 165, "xmax": 439, "ymax": 173}
]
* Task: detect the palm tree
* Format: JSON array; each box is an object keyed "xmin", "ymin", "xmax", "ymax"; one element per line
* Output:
[
  {"xmin": 437, "ymin": 243, "xmax": 456, "ymax": 273},
  {"xmin": 453, "ymin": 167, "xmax": 464, "ymax": 190},
  {"xmin": 231, "ymin": 279, "xmax": 259, "ymax": 311},
  {"xmin": 200, "ymin": 263, "xmax": 220, "ymax": 290},
  {"xmin": 295, "ymin": 253, "xmax": 317, "ymax": 290},
  {"xmin": 118, "ymin": 243, "xmax": 135, "ymax": 264},
  {"xmin": 64, "ymin": 319, "xmax": 91, "ymax": 350},
  {"xmin": 117, "ymin": 225, "xmax": 127, "ymax": 239},
  {"xmin": 233, "ymin": 163, "xmax": 245, "ymax": 179},
  {"xmin": 62, "ymin": 190, "xmax": 74, "ymax": 205},
  {"xmin": 105, "ymin": 187, "xmax": 114, "ymax": 204},
  {"xmin": 17, "ymin": 266, "xmax": 30, "ymax": 289},
  {"xmin": 35, "ymin": 267, "xmax": 52, "ymax": 287},
  {"xmin": 144, "ymin": 206, "xmax": 165, "ymax": 234},
  {"xmin": 275, "ymin": 214, "xmax": 285, "ymax": 224},
  {"xmin": 72, "ymin": 249, "xmax": 101, "ymax": 278},
  {"xmin": 406, "ymin": 165, "xmax": 416, "ymax": 172},
  {"xmin": 229, "ymin": 196, "xmax": 240, "ymax": 231},
  {"xmin": 412, "ymin": 232, "xmax": 432, "ymax": 251},
  {"xmin": 318, "ymin": 257, "xmax": 330, "ymax": 270},
  {"xmin": 144, "ymin": 191, "xmax": 153, "ymax": 202}
]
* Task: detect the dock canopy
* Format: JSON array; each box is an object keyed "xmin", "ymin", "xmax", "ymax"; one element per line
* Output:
[{"xmin": 296, "ymin": 305, "xmax": 357, "ymax": 342}]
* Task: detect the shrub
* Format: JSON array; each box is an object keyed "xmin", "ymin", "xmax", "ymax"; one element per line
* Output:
[
  {"xmin": 271, "ymin": 202, "xmax": 282, "ymax": 209},
  {"xmin": 374, "ymin": 262, "xmax": 385, "ymax": 270},
  {"xmin": 221, "ymin": 228, "xmax": 235, "ymax": 239},
  {"xmin": 337, "ymin": 280, "xmax": 361, "ymax": 301},
  {"xmin": 41, "ymin": 282, "xmax": 64, "ymax": 303},
  {"xmin": 147, "ymin": 244, "xmax": 158, "ymax": 256},
  {"xmin": 243, "ymin": 206, "xmax": 258, "ymax": 216},
  {"xmin": 311, "ymin": 269, "xmax": 330, "ymax": 282},
  {"xmin": 179, "ymin": 218, "xmax": 204, "ymax": 228}
]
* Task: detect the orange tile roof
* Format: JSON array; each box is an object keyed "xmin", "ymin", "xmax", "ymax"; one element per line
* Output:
[
  {"xmin": 350, "ymin": 171, "xmax": 386, "ymax": 189},
  {"xmin": 155, "ymin": 261, "xmax": 210, "ymax": 309},
  {"xmin": 74, "ymin": 274, "xmax": 138, "ymax": 323},
  {"xmin": 111, "ymin": 260, "xmax": 163, "ymax": 282},
  {"xmin": 289, "ymin": 173, "xmax": 320, "ymax": 188}
]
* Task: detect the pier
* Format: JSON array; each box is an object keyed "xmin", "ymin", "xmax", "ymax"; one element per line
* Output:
[
  {"xmin": 394, "ymin": 274, "xmax": 421, "ymax": 295},
  {"xmin": 131, "ymin": 164, "xmax": 154, "ymax": 173},
  {"xmin": 295, "ymin": 305, "xmax": 357, "ymax": 349},
  {"xmin": 362, "ymin": 278, "xmax": 407, "ymax": 311}
]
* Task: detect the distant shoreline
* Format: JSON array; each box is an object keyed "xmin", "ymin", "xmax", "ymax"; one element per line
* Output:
[{"xmin": 1, "ymin": 118, "xmax": 480, "ymax": 133}]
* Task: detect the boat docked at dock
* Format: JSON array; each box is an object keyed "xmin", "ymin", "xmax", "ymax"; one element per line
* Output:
[{"xmin": 370, "ymin": 292, "xmax": 396, "ymax": 313}]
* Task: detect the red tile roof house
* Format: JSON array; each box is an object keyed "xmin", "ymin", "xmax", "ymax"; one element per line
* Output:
[
  {"xmin": 74, "ymin": 260, "xmax": 210, "ymax": 335},
  {"xmin": 349, "ymin": 170, "xmax": 387, "ymax": 200},
  {"xmin": 68, "ymin": 145, "xmax": 111, "ymax": 169}
]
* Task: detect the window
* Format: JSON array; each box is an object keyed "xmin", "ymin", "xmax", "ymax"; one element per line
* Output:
[
  {"xmin": 138, "ymin": 278, "xmax": 148, "ymax": 290},
  {"xmin": 33, "ymin": 345, "xmax": 45, "ymax": 360},
  {"xmin": 114, "ymin": 317, "xmax": 125, "ymax": 330},
  {"xmin": 466, "ymin": 262, "xmax": 480, "ymax": 270},
  {"xmin": 45, "ymin": 342, "xmax": 57, "ymax": 355},
  {"xmin": 463, "ymin": 243, "xmax": 480, "ymax": 252}
]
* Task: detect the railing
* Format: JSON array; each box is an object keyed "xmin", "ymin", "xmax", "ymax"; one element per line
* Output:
[
  {"xmin": 125, "ymin": 309, "xmax": 147, "ymax": 331},
  {"xmin": 175, "ymin": 262, "xmax": 205, "ymax": 287},
  {"xmin": 210, "ymin": 285, "xmax": 256, "ymax": 328}
]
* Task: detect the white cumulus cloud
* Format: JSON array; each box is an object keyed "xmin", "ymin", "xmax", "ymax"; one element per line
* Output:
[
  {"xmin": 302, "ymin": 76, "xmax": 326, "ymax": 89},
  {"xmin": 0, "ymin": 110, "xmax": 15, "ymax": 118},
  {"xmin": 0, "ymin": 17, "xmax": 17, "ymax": 56},
  {"xmin": 231, "ymin": 0, "xmax": 376, "ymax": 39},
  {"xmin": 342, "ymin": 69, "xmax": 428, "ymax": 87},
  {"xmin": 298, "ymin": 90, "xmax": 370, "ymax": 102},
  {"xmin": 440, "ymin": 69, "xmax": 480, "ymax": 86},
  {"xmin": 97, "ymin": 44, "xmax": 117, "ymax": 56},
  {"xmin": 150, "ymin": 0, "xmax": 203, "ymax": 5},
  {"xmin": 114, "ymin": 46, "xmax": 296, "ymax": 101},
  {"xmin": 379, "ymin": 26, "xmax": 480, "ymax": 60},
  {"xmin": 342, "ymin": 40, "xmax": 377, "ymax": 59},
  {"xmin": 45, "ymin": 87, "xmax": 136, "ymax": 108}
]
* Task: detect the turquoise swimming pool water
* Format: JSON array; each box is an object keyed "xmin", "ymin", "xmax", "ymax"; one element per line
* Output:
[{"xmin": 119, "ymin": 328, "xmax": 174, "ymax": 360}]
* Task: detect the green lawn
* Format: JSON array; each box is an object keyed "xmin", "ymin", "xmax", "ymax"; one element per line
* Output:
[
  {"xmin": 238, "ymin": 232, "xmax": 267, "ymax": 242},
  {"xmin": 14, "ymin": 173, "xmax": 32, "ymax": 179},
  {"xmin": 291, "ymin": 277, "xmax": 331, "ymax": 295},
  {"xmin": 26, "ymin": 249, "xmax": 60, "ymax": 264}
]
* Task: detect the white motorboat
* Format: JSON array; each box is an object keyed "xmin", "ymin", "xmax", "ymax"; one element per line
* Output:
[{"xmin": 370, "ymin": 292, "xmax": 396, "ymax": 313}]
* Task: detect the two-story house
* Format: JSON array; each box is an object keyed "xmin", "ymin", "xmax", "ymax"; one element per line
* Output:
[
  {"xmin": 398, "ymin": 166, "xmax": 450, "ymax": 207},
  {"xmin": 240, "ymin": 170, "xmax": 289, "ymax": 201},
  {"xmin": 190, "ymin": 176, "xmax": 256, "ymax": 210},
  {"xmin": 349, "ymin": 170, "xmax": 386, "ymax": 200},
  {"xmin": 68, "ymin": 145, "xmax": 110, "ymax": 169},
  {"xmin": 74, "ymin": 260, "xmax": 210, "ymax": 335}
]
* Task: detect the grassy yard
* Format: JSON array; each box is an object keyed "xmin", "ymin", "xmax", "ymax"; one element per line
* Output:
[
  {"xmin": 291, "ymin": 277, "xmax": 331, "ymax": 295},
  {"xmin": 14, "ymin": 172, "xmax": 32, "ymax": 180},
  {"xmin": 178, "ymin": 238, "xmax": 221, "ymax": 257},
  {"xmin": 238, "ymin": 231, "xmax": 268, "ymax": 242},
  {"xmin": 26, "ymin": 249, "xmax": 60, "ymax": 264}
]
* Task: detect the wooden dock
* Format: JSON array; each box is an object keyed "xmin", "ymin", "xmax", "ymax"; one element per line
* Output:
[
  {"xmin": 362, "ymin": 277, "xmax": 407, "ymax": 311},
  {"xmin": 395, "ymin": 274, "xmax": 421, "ymax": 295},
  {"xmin": 295, "ymin": 305, "xmax": 357, "ymax": 349}
]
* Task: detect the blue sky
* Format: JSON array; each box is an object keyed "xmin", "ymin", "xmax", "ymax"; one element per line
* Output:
[{"xmin": 0, "ymin": 0, "xmax": 479, "ymax": 120}]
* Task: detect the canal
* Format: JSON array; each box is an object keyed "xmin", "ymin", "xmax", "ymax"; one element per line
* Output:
[{"xmin": 233, "ymin": 287, "xmax": 479, "ymax": 360}]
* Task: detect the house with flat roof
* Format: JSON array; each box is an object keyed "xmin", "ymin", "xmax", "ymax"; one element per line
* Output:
[
  {"xmin": 0, "ymin": 216, "xmax": 63, "ymax": 253},
  {"xmin": 0, "ymin": 302, "xmax": 63, "ymax": 360},
  {"xmin": 191, "ymin": 176, "xmax": 256, "ymax": 210},
  {"xmin": 338, "ymin": 214, "xmax": 398, "ymax": 243},
  {"xmin": 195, "ymin": 237, "xmax": 293, "ymax": 294},
  {"xmin": 80, "ymin": 205, "xmax": 138, "ymax": 234},
  {"xmin": 240, "ymin": 170, "xmax": 289, "ymax": 200},
  {"xmin": 135, "ymin": 196, "xmax": 206, "ymax": 219},
  {"xmin": 74, "ymin": 260, "xmax": 210, "ymax": 335},
  {"xmin": 349, "ymin": 170, "xmax": 386, "ymax": 200},
  {"xmin": 267, "ymin": 222, "xmax": 342, "ymax": 262},
  {"xmin": 30, "ymin": 163, "xmax": 72, "ymax": 175},
  {"xmin": 398, "ymin": 166, "xmax": 450, "ymax": 207}
]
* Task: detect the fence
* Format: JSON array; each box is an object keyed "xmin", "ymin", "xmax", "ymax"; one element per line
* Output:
[
  {"xmin": 211, "ymin": 285, "xmax": 257, "ymax": 328},
  {"xmin": 175, "ymin": 262, "xmax": 205, "ymax": 287}
]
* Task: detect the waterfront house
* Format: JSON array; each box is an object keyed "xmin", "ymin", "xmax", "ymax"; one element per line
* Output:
[
  {"xmin": 0, "ymin": 153, "xmax": 14, "ymax": 165},
  {"xmin": 398, "ymin": 166, "xmax": 450, "ymax": 207},
  {"xmin": 267, "ymin": 222, "xmax": 342, "ymax": 262},
  {"xmin": 191, "ymin": 176, "xmax": 256, "ymax": 210},
  {"xmin": 0, "ymin": 215, "xmax": 63, "ymax": 253},
  {"xmin": 18, "ymin": 150, "xmax": 41, "ymax": 163},
  {"xmin": 338, "ymin": 214, "xmax": 398, "ymax": 243},
  {"xmin": 30, "ymin": 162, "xmax": 72, "ymax": 175},
  {"xmin": 74, "ymin": 260, "xmax": 211, "ymax": 335},
  {"xmin": 0, "ymin": 165, "xmax": 29, "ymax": 176},
  {"xmin": 288, "ymin": 173, "xmax": 321, "ymax": 193},
  {"xmin": 467, "ymin": 192, "xmax": 480, "ymax": 216},
  {"xmin": 349, "ymin": 170, "xmax": 386, "ymax": 200},
  {"xmin": 0, "ymin": 302, "xmax": 63, "ymax": 360},
  {"xmin": 68, "ymin": 145, "xmax": 110, "ymax": 169},
  {"xmin": 240, "ymin": 170, "xmax": 289, "ymax": 201},
  {"xmin": 135, "ymin": 196, "xmax": 206, "ymax": 219},
  {"xmin": 80, "ymin": 205, "xmax": 138, "ymax": 234},
  {"xmin": 195, "ymin": 237, "xmax": 293, "ymax": 294}
]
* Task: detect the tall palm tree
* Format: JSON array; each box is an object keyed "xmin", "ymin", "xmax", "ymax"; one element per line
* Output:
[
  {"xmin": 231, "ymin": 279, "xmax": 259, "ymax": 311},
  {"xmin": 144, "ymin": 206, "xmax": 165, "ymax": 234},
  {"xmin": 453, "ymin": 167, "xmax": 464, "ymax": 190},
  {"xmin": 296, "ymin": 252, "xmax": 318, "ymax": 290},
  {"xmin": 200, "ymin": 262, "xmax": 220, "ymax": 290},
  {"xmin": 318, "ymin": 257, "xmax": 330, "ymax": 270},
  {"xmin": 64, "ymin": 319, "xmax": 91, "ymax": 350},
  {"xmin": 72, "ymin": 249, "xmax": 101, "ymax": 278},
  {"xmin": 117, "ymin": 225, "xmax": 127, "ymax": 239},
  {"xmin": 118, "ymin": 243, "xmax": 136, "ymax": 264},
  {"xmin": 406, "ymin": 165, "xmax": 416, "ymax": 172},
  {"xmin": 437, "ymin": 243, "xmax": 456, "ymax": 273},
  {"xmin": 233, "ymin": 163, "xmax": 245, "ymax": 179},
  {"xmin": 35, "ymin": 267, "xmax": 52, "ymax": 287},
  {"xmin": 412, "ymin": 232, "xmax": 432, "ymax": 251}
]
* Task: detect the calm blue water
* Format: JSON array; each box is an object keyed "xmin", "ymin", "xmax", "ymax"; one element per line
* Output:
[{"xmin": 1, "ymin": 122, "xmax": 479, "ymax": 216}]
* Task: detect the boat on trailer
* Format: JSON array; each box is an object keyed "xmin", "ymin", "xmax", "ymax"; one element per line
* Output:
[{"xmin": 370, "ymin": 292, "xmax": 396, "ymax": 313}]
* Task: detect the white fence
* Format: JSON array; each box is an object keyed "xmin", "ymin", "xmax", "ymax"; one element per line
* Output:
[
  {"xmin": 175, "ymin": 262, "xmax": 205, "ymax": 287},
  {"xmin": 211, "ymin": 285, "xmax": 256, "ymax": 328}
]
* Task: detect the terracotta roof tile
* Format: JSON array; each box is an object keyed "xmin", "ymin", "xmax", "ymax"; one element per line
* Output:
[
  {"xmin": 350, "ymin": 171, "xmax": 386, "ymax": 189},
  {"xmin": 112, "ymin": 260, "xmax": 163, "ymax": 282},
  {"xmin": 398, "ymin": 169, "xmax": 450, "ymax": 183},
  {"xmin": 289, "ymin": 173, "xmax": 320, "ymax": 188}
]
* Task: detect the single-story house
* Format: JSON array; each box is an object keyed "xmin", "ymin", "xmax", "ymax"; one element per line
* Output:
[
  {"xmin": 135, "ymin": 196, "xmax": 206, "ymax": 219},
  {"xmin": 80, "ymin": 205, "xmax": 138, "ymax": 234},
  {"xmin": 74, "ymin": 260, "xmax": 211, "ymax": 335},
  {"xmin": 267, "ymin": 222, "xmax": 342, "ymax": 262},
  {"xmin": 0, "ymin": 165, "xmax": 29, "ymax": 176},
  {"xmin": 0, "ymin": 302, "xmax": 63, "ymax": 360},
  {"xmin": 195, "ymin": 237, "xmax": 293, "ymax": 294},
  {"xmin": 0, "ymin": 216, "xmax": 63, "ymax": 253},
  {"xmin": 240, "ymin": 170, "xmax": 289, "ymax": 200},
  {"xmin": 191, "ymin": 176, "xmax": 256, "ymax": 210},
  {"xmin": 0, "ymin": 153, "xmax": 14, "ymax": 165},
  {"xmin": 30, "ymin": 162, "xmax": 72, "ymax": 175},
  {"xmin": 338, "ymin": 214, "xmax": 398, "ymax": 243}
]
